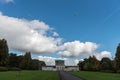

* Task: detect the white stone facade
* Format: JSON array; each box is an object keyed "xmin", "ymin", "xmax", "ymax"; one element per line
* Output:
[
  {"xmin": 42, "ymin": 66, "xmax": 56, "ymax": 71},
  {"xmin": 64, "ymin": 66, "xmax": 79, "ymax": 71},
  {"xmin": 42, "ymin": 60, "xmax": 79, "ymax": 71}
]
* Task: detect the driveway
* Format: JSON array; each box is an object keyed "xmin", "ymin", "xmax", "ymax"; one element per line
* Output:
[{"xmin": 59, "ymin": 71, "xmax": 83, "ymax": 80}]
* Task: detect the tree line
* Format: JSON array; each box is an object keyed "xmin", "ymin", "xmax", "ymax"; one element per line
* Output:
[
  {"xmin": 0, "ymin": 39, "xmax": 46, "ymax": 71},
  {"xmin": 1, "ymin": 38, "xmax": 120, "ymax": 73},
  {"xmin": 78, "ymin": 44, "xmax": 120, "ymax": 73}
]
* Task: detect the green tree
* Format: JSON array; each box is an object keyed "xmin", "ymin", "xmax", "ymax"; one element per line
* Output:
[
  {"xmin": 8, "ymin": 53, "xmax": 24, "ymax": 68},
  {"xmin": 78, "ymin": 61, "xmax": 84, "ymax": 70},
  {"xmin": 100, "ymin": 57, "xmax": 113, "ymax": 71},
  {"xmin": 0, "ymin": 39, "xmax": 9, "ymax": 66},
  {"xmin": 31, "ymin": 59, "xmax": 39, "ymax": 70},
  {"xmin": 20, "ymin": 52, "xmax": 32, "ymax": 70},
  {"xmin": 92, "ymin": 56, "xmax": 100, "ymax": 71},
  {"xmin": 8, "ymin": 53, "xmax": 18, "ymax": 67},
  {"xmin": 31, "ymin": 59, "xmax": 46, "ymax": 70},
  {"xmin": 39, "ymin": 61, "xmax": 46, "ymax": 70},
  {"xmin": 17, "ymin": 55, "xmax": 24, "ymax": 68},
  {"xmin": 80, "ymin": 56, "xmax": 100, "ymax": 71},
  {"xmin": 115, "ymin": 44, "xmax": 120, "ymax": 72}
]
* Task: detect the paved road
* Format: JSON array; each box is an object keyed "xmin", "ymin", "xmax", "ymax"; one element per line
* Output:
[{"xmin": 59, "ymin": 71, "xmax": 83, "ymax": 80}]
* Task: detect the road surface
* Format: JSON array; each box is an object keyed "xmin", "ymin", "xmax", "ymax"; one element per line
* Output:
[{"xmin": 59, "ymin": 71, "xmax": 83, "ymax": 80}]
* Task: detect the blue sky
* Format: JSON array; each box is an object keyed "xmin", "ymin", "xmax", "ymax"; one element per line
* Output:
[{"xmin": 0, "ymin": 0, "xmax": 120, "ymax": 65}]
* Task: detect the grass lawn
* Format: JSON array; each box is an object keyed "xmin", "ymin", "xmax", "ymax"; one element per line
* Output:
[
  {"xmin": 70, "ymin": 71, "xmax": 120, "ymax": 80},
  {"xmin": 0, "ymin": 71, "xmax": 60, "ymax": 80}
]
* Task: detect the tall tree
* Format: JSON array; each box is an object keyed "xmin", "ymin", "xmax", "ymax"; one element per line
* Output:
[
  {"xmin": 8, "ymin": 53, "xmax": 18, "ymax": 67},
  {"xmin": 78, "ymin": 61, "xmax": 84, "ymax": 70},
  {"xmin": 115, "ymin": 43, "xmax": 120, "ymax": 71},
  {"xmin": 39, "ymin": 61, "xmax": 46, "ymax": 70},
  {"xmin": 80, "ymin": 56, "xmax": 100, "ymax": 71},
  {"xmin": 0, "ymin": 39, "xmax": 9, "ymax": 66},
  {"xmin": 30, "ymin": 59, "xmax": 46, "ymax": 70},
  {"xmin": 17, "ymin": 55, "xmax": 24, "ymax": 68},
  {"xmin": 20, "ymin": 52, "xmax": 32, "ymax": 69},
  {"xmin": 100, "ymin": 57, "xmax": 113, "ymax": 71}
]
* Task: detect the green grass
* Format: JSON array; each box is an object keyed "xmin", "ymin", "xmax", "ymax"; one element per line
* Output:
[
  {"xmin": 0, "ymin": 71, "xmax": 60, "ymax": 80},
  {"xmin": 70, "ymin": 71, "xmax": 120, "ymax": 80}
]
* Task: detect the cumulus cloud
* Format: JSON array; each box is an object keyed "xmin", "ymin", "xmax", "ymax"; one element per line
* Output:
[
  {"xmin": 37, "ymin": 56, "xmax": 79, "ymax": 65},
  {"xmin": 95, "ymin": 51, "xmax": 112, "ymax": 60},
  {"xmin": 58, "ymin": 41, "xmax": 98, "ymax": 57},
  {"xmin": 0, "ymin": 0, "xmax": 14, "ymax": 3},
  {"xmin": 37, "ymin": 53, "xmax": 111, "ymax": 65},
  {"xmin": 58, "ymin": 40, "xmax": 112, "ymax": 60},
  {"xmin": 0, "ymin": 12, "xmax": 112, "ymax": 61},
  {"xmin": 0, "ymin": 12, "xmax": 62, "ymax": 53},
  {"xmin": 53, "ymin": 32, "xmax": 59, "ymax": 37}
]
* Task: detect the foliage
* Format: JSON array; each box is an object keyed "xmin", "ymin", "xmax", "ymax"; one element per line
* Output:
[
  {"xmin": 0, "ymin": 39, "xmax": 46, "ymax": 70},
  {"xmin": 30, "ymin": 59, "xmax": 39, "ymax": 70},
  {"xmin": 19, "ymin": 52, "xmax": 46, "ymax": 70},
  {"xmin": 30, "ymin": 59, "xmax": 46, "ymax": 70},
  {"xmin": 100, "ymin": 57, "xmax": 113, "ymax": 71},
  {"xmin": 20, "ymin": 52, "xmax": 32, "ymax": 70},
  {"xmin": 115, "ymin": 44, "xmax": 120, "ymax": 72},
  {"xmin": 78, "ymin": 56, "xmax": 115, "ymax": 72},
  {"xmin": 8, "ymin": 67, "xmax": 21, "ymax": 71},
  {"xmin": 0, "ymin": 67, "xmax": 8, "ymax": 71},
  {"xmin": 0, "ymin": 39, "xmax": 9, "ymax": 66},
  {"xmin": 78, "ymin": 56, "xmax": 100, "ymax": 71},
  {"xmin": 8, "ymin": 53, "xmax": 22, "ymax": 68}
]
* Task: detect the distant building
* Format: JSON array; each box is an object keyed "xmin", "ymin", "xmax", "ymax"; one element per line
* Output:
[{"xmin": 42, "ymin": 60, "xmax": 79, "ymax": 71}]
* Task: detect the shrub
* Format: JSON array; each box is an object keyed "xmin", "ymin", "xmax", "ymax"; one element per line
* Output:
[
  {"xmin": 100, "ymin": 70, "xmax": 114, "ymax": 73},
  {"xmin": 8, "ymin": 67, "xmax": 21, "ymax": 71},
  {"xmin": 116, "ymin": 70, "xmax": 120, "ymax": 73},
  {"xmin": 0, "ymin": 67, "xmax": 8, "ymax": 71}
]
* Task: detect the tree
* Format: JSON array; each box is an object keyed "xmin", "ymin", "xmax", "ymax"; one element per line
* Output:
[
  {"xmin": 31, "ymin": 59, "xmax": 40, "ymax": 70},
  {"xmin": 39, "ymin": 61, "xmax": 46, "ymax": 70},
  {"xmin": 0, "ymin": 39, "xmax": 9, "ymax": 66},
  {"xmin": 100, "ymin": 57, "xmax": 113, "ymax": 71},
  {"xmin": 78, "ymin": 56, "xmax": 100, "ymax": 71},
  {"xmin": 8, "ymin": 53, "xmax": 18, "ymax": 67},
  {"xmin": 30, "ymin": 59, "xmax": 46, "ymax": 70},
  {"xmin": 20, "ymin": 52, "xmax": 32, "ymax": 70},
  {"xmin": 91, "ymin": 56, "xmax": 100, "ymax": 71},
  {"xmin": 78, "ymin": 61, "xmax": 84, "ymax": 70},
  {"xmin": 115, "ymin": 43, "xmax": 120, "ymax": 71},
  {"xmin": 17, "ymin": 55, "xmax": 24, "ymax": 68}
]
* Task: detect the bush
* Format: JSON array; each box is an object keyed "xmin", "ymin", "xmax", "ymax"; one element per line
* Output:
[
  {"xmin": 116, "ymin": 70, "xmax": 120, "ymax": 73},
  {"xmin": 8, "ymin": 67, "xmax": 21, "ymax": 71},
  {"xmin": 0, "ymin": 67, "xmax": 8, "ymax": 71},
  {"xmin": 100, "ymin": 70, "xmax": 114, "ymax": 73}
]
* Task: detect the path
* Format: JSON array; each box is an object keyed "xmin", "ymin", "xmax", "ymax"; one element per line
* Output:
[{"xmin": 59, "ymin": 71, "xmax": 83, "ymax": 80}]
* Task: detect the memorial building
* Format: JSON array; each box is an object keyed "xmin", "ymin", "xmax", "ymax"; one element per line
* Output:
[{"xmin": 42, "ymin": 60, "xmax": 79, "ymax": 71}]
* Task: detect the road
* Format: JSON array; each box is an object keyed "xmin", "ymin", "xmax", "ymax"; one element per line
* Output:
[{"xmin": 59, "ymin": 71, "xmax": 83, "ymax": 80}]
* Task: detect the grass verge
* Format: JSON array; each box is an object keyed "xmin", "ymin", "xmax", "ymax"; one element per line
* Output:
[
  {"xmin": 70, "ymin": 71, "xmax": 120, "ymax": 80},
  {"xmin": 0, "ymin": 71, "xmax": 60, "ymax": 80}
]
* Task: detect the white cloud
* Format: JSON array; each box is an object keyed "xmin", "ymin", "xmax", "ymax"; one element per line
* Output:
[
  {"xmin": 0, "ymin": 12, "xmax": 62, "ymax": 54},
  {"xmin": 95, "ymin": 51, "xmax": 112, "ymax": 60},
  {"xmin": 38, "ymin": 56, "xmax": 57, "ymax": 65},
  {"xmin": 0, "ymin": 12, "xmax": 112, "ymax": 60},
  {"xmin": 0, "ymin": 0, "xmax": 14, "ymax": 3},
  {"xmin": 37, "ymin": 52, "xmax": 111, "ymax": 66},
  {"xmin": 58, "ymin": 40, "xmax": 112, "ymax": 60},
  {"xmin": 53, "ymin": 32, "xmax": 59, "ymax": 36},
  {"xmin": 37, "ymin": 56, "xmax": 79, "ymax": 65},
  {"xmin": 58, "ymin": 41, "xmax": 98, "ymax": 57}
]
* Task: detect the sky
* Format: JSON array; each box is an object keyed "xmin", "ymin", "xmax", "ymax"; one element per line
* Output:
[{"xmin": 0, "ymin": 0, "xmax": 120, "ymax": 65}]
